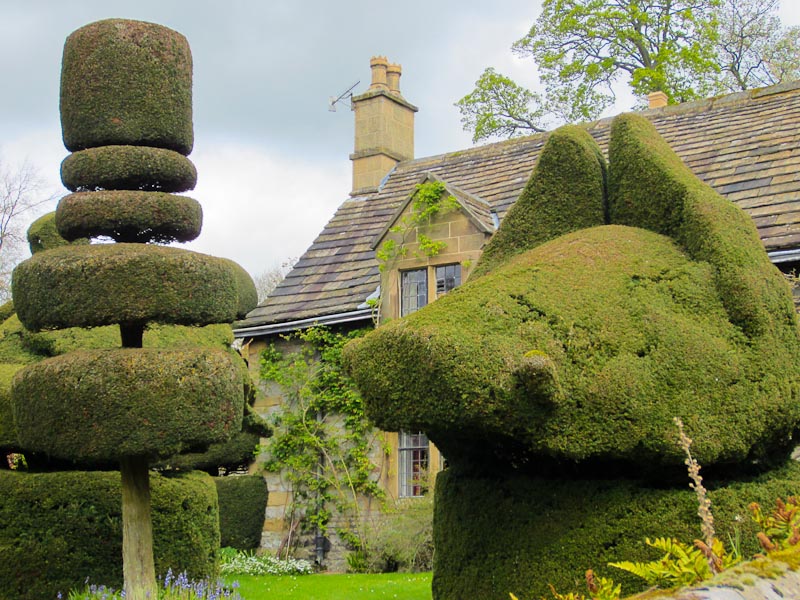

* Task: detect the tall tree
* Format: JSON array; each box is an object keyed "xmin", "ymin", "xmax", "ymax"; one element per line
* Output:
[
  {"xmin": 717, "ymin": 0, "xmax": 800, "ymax": 91},
  {"xmin": 0, "ymin": 158, "xmax": 53, "ymax": 300},
  {"xmin": 458, "ymin": 0, "xmax": 800, "ymax": 142}
]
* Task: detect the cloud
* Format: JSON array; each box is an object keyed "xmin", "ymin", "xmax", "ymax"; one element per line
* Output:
[{"xmin": 183, "ymin": 140, "xmax": 349, "ymax": 276}]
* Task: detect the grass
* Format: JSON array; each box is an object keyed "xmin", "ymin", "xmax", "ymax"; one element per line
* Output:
[{"xmin": 228, "ymin": 572, "xmax": 433, "ymax": 600}]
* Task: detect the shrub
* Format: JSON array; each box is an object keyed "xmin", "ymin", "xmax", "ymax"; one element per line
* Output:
[
  {"xmin": 61, "ymin": 146, "xmax": 197, "ymax": 193},
  {"xmin": 219, "ymin": 547, "xmax": 313, "ymax": 576},
  {"xmin": 431, "ymin": 462, "xmax": 800, "ymax": 600},
  {"xmin": 60, "ymin": 19, "xmax": 194, "ymax": 154},
  {"xmin": 0, "ymin": 470, "xmax": 219, "ymax": 600},
  {"xmin": 56, "ymin": 191, "xmax": 202, "ymax": 243},
  {"xmin": 359, "ymin": 495, "xmax": 435, "ymax": 573},
  {"xmin": 215, "ymin": 475, "xmax": 268, "ymax": 550}
]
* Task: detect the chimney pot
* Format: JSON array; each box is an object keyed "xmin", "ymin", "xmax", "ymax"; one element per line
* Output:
[
  {"xmin": 648, "ymin": 90, "xmax": 669, "ymax": 109},
  {"xmin": 369, "ymin": 56, "xmax": 389, "ymax": 90},
  {"xmin": 387, "ymin": 63, "xmax": 402, "ymax": 94}
]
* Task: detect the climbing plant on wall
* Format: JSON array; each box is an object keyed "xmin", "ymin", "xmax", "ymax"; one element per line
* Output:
[
  {"xmin": 375, "ymin": 180, "xmax": 459, "ymax": 272},
  {"xmin": 259, "ymin": 326, "xmax": 385, "ymax": 557}
]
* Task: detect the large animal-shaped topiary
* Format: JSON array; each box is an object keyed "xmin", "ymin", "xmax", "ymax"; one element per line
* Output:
[
  {"xmin": 344, "ymin": 115, "xmax": 800, "ymax": 599},
  {"xmin": 10, "ymin": 19, "xmax": 256, "ymax": 600}
]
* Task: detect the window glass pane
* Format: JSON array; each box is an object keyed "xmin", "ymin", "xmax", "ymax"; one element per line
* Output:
[
  {"xmin": 435, "ymin": 264, "xmax": 461, "ymax": 296},
  {"xmin": 401, "ymin": 269, "xmax": 428, "ymax": 316},
  {"xmin": 398, "ymin": 430, "xmax": 429, "ymax": 497}
]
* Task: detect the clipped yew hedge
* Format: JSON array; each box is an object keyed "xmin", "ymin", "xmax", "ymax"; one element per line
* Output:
[
  {"xmin": 158, "ymin": 431, "xmax": 261, "ymax": 474},
  {"xmin": 0, "ymin": 470, "xmax": 218, "ymax": 600},
  {"xmin": 26, "ymin": 212, "xmax": 88, "ymax": 255},
  {"xmin": 56, "ymin": 190, "xmax": 202, "ymax": 243},
  {"xmin": 475, "ymin": 125, "xmax": 607, "ymax": 276},
  {"xmin": 0, "ymin": 364, "xmax": 23, "ymax": 453},
  {"xmin": 608, "ymin": 113, "xmax": 795, "ymax": 339},
  {"xmin": 12, "ymin": 347, "xmax": 244, "ymax": 461},
  {"xmin": 12, "ymin": 244, "xmax": 239, "ymax": 331},
  {"xmin": 60, "ymin": 19, "xmax": 193, "ymax": 154},
  {"xmin": 433, "ymin": 462, "xmax": 800, "ymax": 600},
  {"xmin": 346, "ymin": 224, "xmax": 800, "ymax": 468},
  {"xmin": 215, "ymin": 475, "xmax": 268, "ymax": 550},
  {"xmin": 222, "ymin": 258, "xmax": 259, "ymax": 319},
  {"xmin": 61, "ymin": 145, "xmax": 197, "ymax": 192}
]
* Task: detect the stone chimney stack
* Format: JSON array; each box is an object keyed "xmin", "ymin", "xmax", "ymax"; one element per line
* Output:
[
  {"xmin": 350, "ymin": 56, "xmax": 418, "ymax": 196},
  {"xmin": 648, "ymin": 90, "xmax": 669, "ymax": 109}
]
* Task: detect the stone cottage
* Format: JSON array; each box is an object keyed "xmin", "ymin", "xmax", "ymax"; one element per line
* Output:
[{"xmin": 234, "ymin": 56, "xmax": 800, "ymax": 565}]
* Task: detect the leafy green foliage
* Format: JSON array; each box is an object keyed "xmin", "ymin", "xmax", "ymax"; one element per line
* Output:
[
  {"xmin": 750, "ymin": 496, "xmax": 800, "ymax": 552},
  {"xmin": 259, "ymin": 326, "xmax": 384, "ymax": 552},
  {"xmin": 356, "ymin": 495, "xmax": 435, "ymax": 573},
  {"xmin": 60, "ymin": 19, "xmax": 194, "ymax": 154},
  {"xmin": 455, "ymin": 68, "xmax": 549, "ymax": 143},
  {"xmin": 429, "ymin": 464, "xmax": 800, "ymax": 600},
  {"xmin": 609, "ymin": 537, "xmax": 740, "ymax": 588},
  {"xmin": 517, "ymin": 570, "xmax": 620, "ymax": 600},
  {"xmin": 456, "ymin": 0, "xmax": 800, "ymax": 141},
  {"xmin": 61, "ymin": 145, "xmax": 197, "ymax": 193},
  {"xmin": 376, "ymin": 180, "xmax": 459, "ymax": 272}
]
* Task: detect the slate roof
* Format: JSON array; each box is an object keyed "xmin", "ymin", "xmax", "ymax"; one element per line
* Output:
[{"xmin": 234, "ymin": 80, "xmax": 800, "ymax": 336}]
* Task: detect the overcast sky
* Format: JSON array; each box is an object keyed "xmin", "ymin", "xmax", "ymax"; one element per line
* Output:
[{"xmin": 2, "ymin": 1, "xmax": 800, "ymax": 278}]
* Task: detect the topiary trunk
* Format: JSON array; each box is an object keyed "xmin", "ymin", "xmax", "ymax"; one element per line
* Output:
[{"xmin": 121, "ymin": 456, "xmax": 157, "ymax": 600}]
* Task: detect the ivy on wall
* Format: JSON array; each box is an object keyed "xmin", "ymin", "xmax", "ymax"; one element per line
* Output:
[
  {"xmin": 376, "ymin": 180, "xmax": 459, "ymax": 273},
  {"xmin": 259, "ymin": 326, "xmax": 385, "ymax": 557}
]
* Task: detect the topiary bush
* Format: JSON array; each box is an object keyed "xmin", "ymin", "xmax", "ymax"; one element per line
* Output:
[
  {"xmin": 432, "ymin": 463, "xmax": 800, "ymax": 600},
  {"xmin": 60, "ymin": 19, "xmax": 194, "ymax": 154},
  {"xmin": 0, "ymin": 470, "xmax": 218, "ymax": 600},
  {"xmin": 474, "ymin": 125, "xmax": 607, "ymax": 276},
  {"xmin": 12, "ymin": 348, "xmax": 244, "ymax": 461},
  {"xmin": 26, "ymin": 212, "xmax": 88, "ymax": 254},
  {"xmin": 9, "ymin": 19, "xmax": 258, "ymax": 599},
  {"xmin": 215, "ymin": 475, "xmax": 268, "ymax": 550},
  {"xmin": 61, "ymin": 145, "xmax": 197, "ymax": 193},
  {"xmin": 343, "ymin": 114, "xmax": 800, "ymax": 599},
  {"xmin": 56, "ymin": 191, "xmax": 202, "ymax": 243},
  {"xmin": 0, "ymin": 364, "xmax": 23, "ymax": 454},
  {"xmin": 13, "ymin": 244, "xmax": 240, "ymax": 331}
]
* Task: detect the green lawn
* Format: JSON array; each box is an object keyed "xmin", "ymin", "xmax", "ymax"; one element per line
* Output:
[{"xmin": 228, "ymin": 573, "xmax": 433, "ymax": 600}]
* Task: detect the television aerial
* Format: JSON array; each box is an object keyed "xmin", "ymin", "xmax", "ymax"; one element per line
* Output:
[{"xmin": 328, "ymin": 81, "xmax": 360, "ymax": 112}]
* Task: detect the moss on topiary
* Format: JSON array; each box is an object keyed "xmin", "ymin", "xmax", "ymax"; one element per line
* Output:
[
  {"xmin": 607, "ymin": 113, "xmax": 794, "ymax": 339},
  {"xmin": 56, "ymin": 190, "xmax": 202, "ymax": 243},
  {"xmin": 0, "ymin": 470, "xmax": 217, "ymax": 600},
  {"xmin": 215, "ymin": 475, "xmax": 268, "ymax": 550},
  {"xmin": 61, "ymin": 145, "xmax": 197, "ymax": 192},
  {"xmin": 0, "ymin": 364, "xmax": 24, "ymax": 452},
  {"xmin": 60, "ymin": 19, "xmax": 193, "ymax": 154},
  {"xmin": 474, "ymin": 125, "xmax": 607, "ymax": 277},
  {"xmin": 432, "ymin": 462, "xmax": 800, "ymax": 600},
  {"xmin": 345, "ymin": 115, "xmax": 800, "ymax": 469},
  {"xmin": 12, "ymin": 244, "xmax": 238, "ymax": 331},
  {"xmin": 347, "ymin": 225, "xmax": 800, "ymax": 468},
  {"xmin": 26, "ymin": 212, "xmax": 88, "ymax": 255},
  {"xmin": 12, "ymin": 347, "xmax": 243, "ymax": 461}
]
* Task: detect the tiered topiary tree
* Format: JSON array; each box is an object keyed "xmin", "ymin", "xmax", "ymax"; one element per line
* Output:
[
  {"xmin": 10, "ymin": 19, "xmax": 256, "ymax": 600},
  {"xmin": 344, "ymin": 116, "xmax": 800, "ymax": 599}
]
